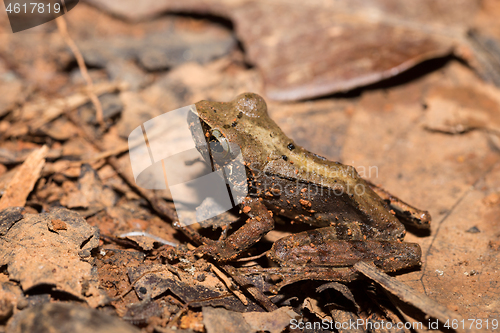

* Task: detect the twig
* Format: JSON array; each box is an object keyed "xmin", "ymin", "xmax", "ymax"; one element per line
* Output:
[
  {"xmin": 366, "ymin": 291, "xmax": 412, "ymax": 333},
  {"xmin": 55, "ymin": 15, "xmax": 104, "ymax": 126},
  {"xmin": 222, "ymin": 264, "xmax": 278, "ymax": 312},
  {"xmin": 234, "ymin": 250, "xmax": 269, "ymax": 262},
  {"xmin": 111, "ymin": 268, "xmax": 164, "ymax": 302},
  {"xmin": 210, "ymin": 263, "xmax": 248, "ymax": 306},
  {"xmin": 172, "ymin": 224, "xmax": 278, "ymax": 311},
  {"xmin": 166, "ymin": 303, "xmax": 190, "ymax": 329},
  {"xmin": 119, "ymin": 231, "xmax": 178, "ymax": 247},
  {"xmin": 25, "ymin": 81, "xmax": 122, "ymax": 131},
  {"xmin": 81, "ymin": 142, "xmax": 130, "ymax": 163}
]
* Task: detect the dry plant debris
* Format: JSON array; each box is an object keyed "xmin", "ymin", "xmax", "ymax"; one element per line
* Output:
[
  {"xmin": 0, "ymin": 1, "xmax": 499, "ymax": 332},
  {"xmin": 7, "ymin": 302, "xmax": 140, "ymax": 333},
  {"xmin": 87, "ymin": 0, "xmax": 500, "ymax": 100},
  {"xmin": 127, "ymin": 263, "xmax": 261, "ymax": 312},
  {"xmin": 0, "ymin": 145, "xmax": 47, "ymax": 210},
  {"xmin": 0, "ymin": 208, "xmax": 105, "ymax": 308},
  {"xmin": 202, "ymin": 306, "xmax": 299, "ymax": 333}
]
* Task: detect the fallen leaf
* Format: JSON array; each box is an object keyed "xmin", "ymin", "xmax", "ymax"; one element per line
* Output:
[
  {"xmin": 316, "ymin": 281, "xmax": 358, "ymax": 311},
  {"xmin": 0, "ymin": 145, "xmax": 47, "ymax": 210},
  {"xmin": 179, "ymin": 311, "xmax": 204, "ymax": 331},
  {"xmin": 61, "ymin": 163, "xmax": 117, "ymax": 212},
  {"xmin": 61, "ymin": 137, "xmax": 99, "ymax": 158},
  {"xmin": 202, "ymin": 306, "xmax": 252, "ymax": 333},
  {"xmin": 0, "ymin": 208, "xmax": 105, "ymax": 307},
  {"xmin": 419, "ymin": 162, "xmax": 500, "ymax": 320},
  {"xmin": 50, "ymin": 219, "xmax": 68, "ymax": 231},
  {"xmin": 0, "ymin": 207, "xmax": 23, "ymax": 235},
  {"xmin": 0, "ymin": 73, "xmax": 30, "ymax": 118},
  {"xmin": 423, "ymin": 64, "xmax": 500, "ymax": 134},
  {"xmin": 340, "ymin": 61, "xmax": 500, "ymax": 320},
  {"xmin": 7, "ymin": 302, "xmax": 140, "ymax": 333},
  {"xmin": 202, "ymin": 306, "xmax": 299, "ymax": 333},
  {"xmin": 242, "ymin": 307, "xmax": 299, "ymax": 333},
  {"xmin": 77, "ymin": 30, "xmax": 235, "ymax": 71},
  {"xmin": 0, "ymin": 142, "xmax": 61, "ymax": 165},
  {"xmin": 86, "ymin": 0, "xmax": 482, "ymax": 100},
  {"xmin": 128, "ymin": 264, "xmax": 262, "ymax": 312},
  {"xmin": 39, "ymin": 117, "xmax": 80, "ymax": 141}
]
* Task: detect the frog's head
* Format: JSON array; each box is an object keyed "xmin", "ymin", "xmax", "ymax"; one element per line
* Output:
[{"xmin": 191, "ymin": 93, "xmax": 280, "ymax": 167}]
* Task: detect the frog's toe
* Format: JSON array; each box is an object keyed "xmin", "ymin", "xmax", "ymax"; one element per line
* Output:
[
  {"xmin": 197, "ymin": 243, "xmax": 238, "ymax": 262},
  {"xmin": 373, "ymin": 241, "xmax": 422, "ymax": 272}
]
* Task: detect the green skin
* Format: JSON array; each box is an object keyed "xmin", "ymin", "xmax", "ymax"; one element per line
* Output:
[{"xmin": 188, "ymin": 92, "xmax": 431, "ymax": 280}]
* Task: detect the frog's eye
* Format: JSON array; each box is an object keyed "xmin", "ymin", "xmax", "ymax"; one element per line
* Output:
[{"xmin": 210, "ymin": 129, "xmax": 231, "ymax": 157}]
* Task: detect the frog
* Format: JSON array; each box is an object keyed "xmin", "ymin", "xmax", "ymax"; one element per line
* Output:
[{"xmin": 181, "ymin": 92, "xmax": 431, "ymax": 284}]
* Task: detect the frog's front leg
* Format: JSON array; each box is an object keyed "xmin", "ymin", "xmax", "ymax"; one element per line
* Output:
[
  {"xmin": 269, "ymin": 226, "xmax": 421, "ymax": 272},
  {"xmin": 197, "ymin": 197, "xmax": 274, "ymax": 261},
  {"xmin": 364, "ymin": 180, "xmax": 431, "ymax": 229}
]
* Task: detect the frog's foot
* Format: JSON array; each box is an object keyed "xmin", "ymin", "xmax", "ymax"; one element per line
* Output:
[
  {"xmin": 196, "ymin": 242, "xmax": 238, "ymax": 261},
  {"xmin": 365, "ymin": 180, "xmax": 431, "ymax": 229},
  {"xmin": 268, "ymin": 227, "xmax": 422, "ymax": 272},
  {"xmin": 196, "ymin": 197, "xmax": 275, "ymax": 262},
  {"xmin": 236, "ymin": 266, "xmax": 360, "ymax": 292}
]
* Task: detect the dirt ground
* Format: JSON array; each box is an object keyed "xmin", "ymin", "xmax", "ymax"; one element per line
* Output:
[{"xmin": 0, "ymin": 1, "xmax": 499, "ymax": 332}]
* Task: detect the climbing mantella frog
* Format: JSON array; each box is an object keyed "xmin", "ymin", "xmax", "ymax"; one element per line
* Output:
[{"xmin": 185, "ymin": 93, "xmax": 431, "ymax": 283}]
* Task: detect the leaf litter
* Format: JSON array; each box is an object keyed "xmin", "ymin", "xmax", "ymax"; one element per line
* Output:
[{"xmin": 0, "ymin": 1, "xmax": 499, "ymax": 332}]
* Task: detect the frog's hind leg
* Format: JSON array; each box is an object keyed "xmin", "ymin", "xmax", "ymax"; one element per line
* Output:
[
  {"xmin": 269, "ymin": 226, "xmax": 421, "ymax": 272},
  {"xmin": 364, "ymin": 180, "xmax": 431, "ymax": 229},
  {"xmin": 237, "ymin": 266, "xmax": 360, "ymax": 292},
  {"xmin": 237, "ymin": 226, "xmax": 421, "ymax": 290}
]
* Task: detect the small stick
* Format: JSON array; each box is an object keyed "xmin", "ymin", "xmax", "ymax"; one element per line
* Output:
[
  {"xmin": 210, "ymin": 263, "xmax": 248, "ymax": 306},
  {"xmin": 222, "ymin": 264, "xmax": 278, "ymax": 312},
  {"xmin": 354, "ymin": 262, "xmax": 480, "ymax": 333},
  {"xmin": 234, "ymin": 250, "xmax": 269, "ymax": 262},
  {"xmin": 81, "ymin": 142, "xmax": 130, "ymax": 163},
  {"xmin": 55, "ymin": 15, "xmax": 104, "ymax": 126},
  {"xmin": 366, "ymin": 292, "xmax": 412, "ymax": 333},
  {"xmin": 119, "ymin": 231, "xmax": 178, "ymax": 247}
]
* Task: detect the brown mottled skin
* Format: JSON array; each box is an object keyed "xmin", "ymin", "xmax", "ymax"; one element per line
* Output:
[{"xmin": 188, "ymin": 93, "xmax": 430, "ymax": 280}]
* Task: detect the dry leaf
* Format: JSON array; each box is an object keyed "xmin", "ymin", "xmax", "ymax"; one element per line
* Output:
[
  {"xmin": 341, "ymin": 61, "xmax": 500, "ymax": 320},
  {"xmin": 0, "ymin": 207, "xmax": 23, "ymax": 236},
  {"xmin": 0, "ymin": 208, "xmax": 105, "ymax": 307},
  {"xmin": 202, "ymin": 306, "xmax": 299, "ymax": 333},
  {"xmin": 61, "ymin": 164, "xmax": 117, "ymax": 211},
  {"xmin": 86, "ymin": 0, "xmax": 483, "ymax": 100},
  {"xmin": 19, "ymin": 81, "xmax": 124, "ymax": 130},
  {"xmin": 242, "ymin": 307, "xmax": 300, "ymax": 333},
  {"xmin": 0, "ymin": 74, "xmax": 29, "ymax": 118},
  {"xmin": 0, "ymin": 145, "xmax": 47, "ymax": 210},
  {"xmin": 128, "ymin": 264, "xmax": 262, "ymax": 312},
  {"xmin": 423, "ymin": 64, "xmax": 500, "ymax": 134},
  {"xmin": 7, "ymin": 302, "xmax": 140, "ymax": 333}
]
